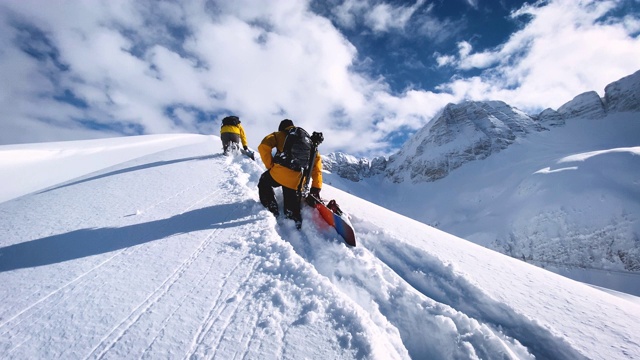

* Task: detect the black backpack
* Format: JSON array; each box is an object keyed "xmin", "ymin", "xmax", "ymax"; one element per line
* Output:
[
  {"xmin": 222, "ymin": 116, "xmax": 240, "ymax": 126},
  {"xmin": 274, "ymin": 127, "xmax": 313, "ymax": 172}
]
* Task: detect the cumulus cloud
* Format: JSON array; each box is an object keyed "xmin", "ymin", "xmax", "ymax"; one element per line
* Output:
[
  {"xmin": 435, "ymin": 53, "xmax": 457, "ymax": 67},
  {"xmin": 436, "ymin": 0, "xmax": 640, "ymax": 112},
  {"xmin": 0, "ymin": 0, "xmax": 639, "ymax": 157},
  {"xmin": 332, "ymin": 0, "xmax": 427, "ymax": 33},
  {"xmin": 455, "ymin": 41, "xmax": 501, "ymax": 70},
  {"xmin": 0, "ymin": 0, "xmax": 447, "ymax": 155},
  {"xmin": 365, "ymin": 0, "xmax": 426, "ymax": 33}
]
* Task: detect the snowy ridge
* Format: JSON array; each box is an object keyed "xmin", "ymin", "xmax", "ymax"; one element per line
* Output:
[
  {"xmin": 1, "ymin": 135, "xmax": 639, "ymax": 359},
  {"xmin": 557, "ymin": 91, "xmax": 606, "ymax": 120},
  {"xmin": 605, "ymin": 69, "xmax": 640, "ymax": 112}
]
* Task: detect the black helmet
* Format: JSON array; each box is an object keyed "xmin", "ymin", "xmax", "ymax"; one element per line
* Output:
[
  {"xmin": 222, "ymin": 116, "xmax": 240, "ymax": 125},
  {"xmin": 278, "ymin": 119, "xmax": 294, "ymax": 131}
]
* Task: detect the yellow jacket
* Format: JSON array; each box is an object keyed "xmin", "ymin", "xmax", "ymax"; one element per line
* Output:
[
  {"xmin": 258, "ymin": 126, "xmax": 323, "ymax": 191},
  {"xmin": 220, "ymin": 124, "xmax": 248, "ymax": 147}
]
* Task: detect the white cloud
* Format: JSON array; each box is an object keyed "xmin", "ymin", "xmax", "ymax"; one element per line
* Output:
[
  {"xmin": 332, "ymin": 0, "xmax": 369, "ymax": 29},
  {"xmin": 332, "ymin": 0, "xmax": 427, "ymax": 34},
  {"xmin": 1, "ymin": 0, "xmax": 639, "ymax": 157},
  {"xmin": 337, "ymin": 0, "xmax": 457, "ymax": 44},
  {"xmin": 0, "ymin": 0, "xmax": 444, "ymax": 155},
  {"xmin": 622, "ymin": 13, "xmax": 640, "ymax": 33},
  {"xmin": 437, "ymin": 0, "xmax": 640, "ymax": 112},
  {"xmin": 0, "ymin": 9, "xmax": 119, "ymax": 144},
  {"xmin": 366, "ymin": 0, "xmax": 426, "ymax": 33},
  {"xmin": 435, "ymin": 54, "xmax": 455, "ymax": 68},
  {"xmin": 455, "ymin": 41, "xmax": 500, "ymax": 70}
]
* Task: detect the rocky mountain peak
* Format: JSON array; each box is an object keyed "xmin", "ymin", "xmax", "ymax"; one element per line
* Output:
[
  {"xmin": 557, "ymin": 91, "xmax": 606, "ymax": 119},
  {"xmin": 384, "ymin": 100, "xmax": 542, "ymax": 183},
  {"xmin": 604, "ymin": 69, "xmax": 640, "ymax": 112},
  {"xmin": 324, "ymin": 69, "xmax": 640, "ymax": 183}
]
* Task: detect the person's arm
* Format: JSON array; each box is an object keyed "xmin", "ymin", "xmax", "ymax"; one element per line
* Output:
[
  {"xmin": 239, "ymin": 124, "xmax": 248, "ymax": 148},
  {"xmin": 311, "ymin": 151, "xmax": 323, "ymax": 189},
  {"xmin": 258, "ymin": 133, "xmax": 277, "ymax": 169}
]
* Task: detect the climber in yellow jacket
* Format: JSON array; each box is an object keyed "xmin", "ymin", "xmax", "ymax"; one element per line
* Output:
[
  {"xmin": 258, "ymin": 119, "xmax": 323, "ymax": 228},
  {"xmin": 220, "ymin": 115, "xmax": 248, "ymax": 155}
]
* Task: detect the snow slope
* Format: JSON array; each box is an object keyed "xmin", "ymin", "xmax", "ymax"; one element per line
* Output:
[
  {"xmin": 0, "ymin": 134, "xmax": 202, "ymax": 204},
  {"xmin": 322, "ymin": 71, "xmax": 640, "ymax": 297},
  {"xmin": 324, "ymin": 111, "xmax": 640, "ymax": 297},
  {"xmin": 1, "ymin": 135, "xmax": 639, "ymax": 359}
]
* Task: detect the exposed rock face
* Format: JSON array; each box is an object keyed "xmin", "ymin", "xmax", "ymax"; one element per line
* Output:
[
  {"xmin": 322, "ymin": 152, "xmax": 386, "ymax": 182},
  {"xmin": 604, "ymin": 69, "xmax": 640, "ymax": 112},
  {"xmin": 557, "ymin": 91, "xmax": 606, "ymax": 119},
  {"xmin": 384, "ymin": 101, "xmax": 542, "ymax": 183},
  {"xmin": 536, "ymin": 108, "xmax": 565, "ymax": 127},
  {"xmin": 327, "ymin": 69, "xmax": 640, "ymax": 183}
]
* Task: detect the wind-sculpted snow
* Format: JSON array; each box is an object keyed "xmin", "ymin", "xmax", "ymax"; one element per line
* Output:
[
  {"xmin": 509, "ymin": 146, "xmax": 640, "ymax": 272},
  {"xmin": 0, "ymin": 135, "xmax": 639, "ymax": 359}
]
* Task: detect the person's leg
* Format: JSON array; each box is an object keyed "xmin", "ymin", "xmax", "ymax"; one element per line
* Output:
[
  {"xmin": 221, "ymin": 132, "xmax": 230, "ymax": 153},
  {"xmin": 258, "ymin": 171, "xmax": 280, "ymax": 216},
  {"xmin": 221, "ymin": 140, "xmax": 229, "ymax": 154},
  {"xmin": 282, "ymin": 187, "xmax": 302, "ymax": 228},
  {"xmin": 221, "ymin": 133, "xmax": 241, "ymax": 153}
]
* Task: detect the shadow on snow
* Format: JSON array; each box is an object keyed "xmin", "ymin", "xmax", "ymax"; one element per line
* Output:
[
  {"xmin": 37, "ymin": 154, "xmax": 221, "ymax": 194},
  {"xmin": 0, "ymin": 199, "xmax": 257, "ymax": 272}
]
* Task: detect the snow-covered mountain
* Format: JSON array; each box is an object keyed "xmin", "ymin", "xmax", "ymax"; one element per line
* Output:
[
  {"xmin": 1, "ymin": 136, "xmax": 639, "ymax": 359},
  {"xmin": 324, "ymin": 70, "xmax": 640, "ymax": 183},
  {"xmin": 326, "ymin": 99, "xmax": 544, "ymax": 183},
  {"xmin": 604, "ymin": 69, "xmax": 640, "ymax": 112},
  {"xmin": 385, "ymin": 100, "xmax": 544, "ymax": 183},
  {"xmin": 322, "ymin": 70, "xmax": 640, "ymax": 293}
]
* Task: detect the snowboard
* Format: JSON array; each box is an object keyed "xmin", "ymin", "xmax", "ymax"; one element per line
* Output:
[
  {"xmin": 308, "ymin": 195, "xmax": 356, "ymax": 247},
  {"xmin": 240, "ymin": 148, "xmax": 255, "ymax": 161}
]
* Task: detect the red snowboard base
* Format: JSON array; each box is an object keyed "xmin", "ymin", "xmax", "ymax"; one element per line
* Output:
[{"xmin": 310, "ymin": 197, "xmax": 356, "ymax": 247}]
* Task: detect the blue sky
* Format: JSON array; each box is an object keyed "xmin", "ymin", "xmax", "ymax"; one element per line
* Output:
[
  {"xmin": 311, "ymin": 0, "xmax": 533, "ymax": 92},
  {"xmin": 0, "ymin": 0, "xmax": 639, "ymax": 156}
]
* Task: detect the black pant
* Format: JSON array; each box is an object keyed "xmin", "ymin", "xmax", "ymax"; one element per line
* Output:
[
  {"xmin": 258, "ymin": 171, "xmax": 301, "ymax": 224},
  {"xmin": 221, "ymin": 132, "xmax": 241, "ymax": 153}
]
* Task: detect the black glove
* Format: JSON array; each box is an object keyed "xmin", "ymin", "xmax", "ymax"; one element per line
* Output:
[
  {"xmin": 310, "ymin": 187, "xmax": 321, "ymax": 198},
  {"xmin": 243, "ymin": 145, "xmax": 248, "ymax": 151},
  {"xmin": 305, "ymin": 187, "xmax": 322, "ymax": 207}
]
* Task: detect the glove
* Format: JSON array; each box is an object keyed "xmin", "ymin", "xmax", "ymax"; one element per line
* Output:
[
  {"xmin": 243, "ymin": 145, "xmax": 248, "ymax": 151},
  {"xmin": 310, "ymin": 187, "xmax": 321, "ymax": 198},
  {"xmin": 305, "ymin": 187, "xmax": 322, "ymax": 207}
]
